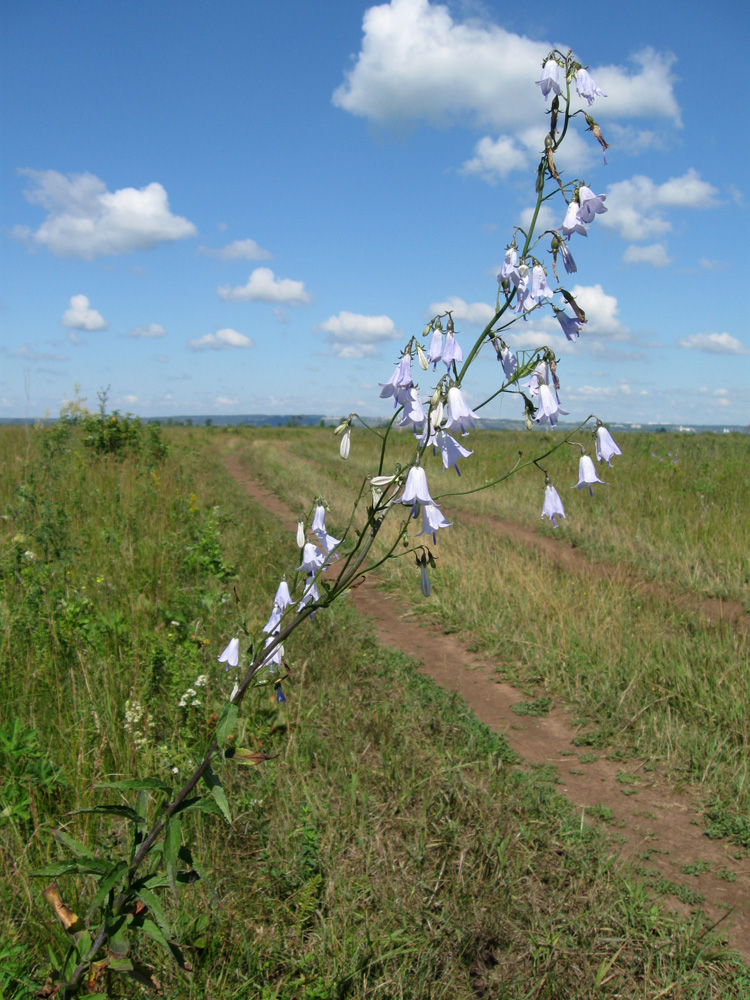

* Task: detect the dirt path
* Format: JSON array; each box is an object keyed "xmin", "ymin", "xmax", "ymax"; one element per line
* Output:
[{"xmin": 224, "ymin": 449, "xmax": 750, "ymax": 960}]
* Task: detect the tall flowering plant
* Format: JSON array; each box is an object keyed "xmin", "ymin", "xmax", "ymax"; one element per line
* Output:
[{"xmin": 43, "ymin": 50, "xmax": 622, "ymax": 994}]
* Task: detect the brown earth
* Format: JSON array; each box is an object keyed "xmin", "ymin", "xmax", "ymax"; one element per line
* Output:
[{"xmin": 223, "ymin": 448, "xmax": 750, "ymax": 961}]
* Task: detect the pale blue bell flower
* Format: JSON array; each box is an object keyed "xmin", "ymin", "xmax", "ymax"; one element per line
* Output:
[
  {"xmin": 536, "ymin": 59, "xmax": 562, "ymax": 100},
  {"xmin": 419, "ymin": 502, "xmax": 452, "ymax": 544},
  {"xmin": 435, "ymin": 430, "xmax": 472, "ymax": 475},
  {"xmin": 541, "ymin": 484, "xmax": 567, "ymax": 528},
  {"xmin": 573, "ymin": 455, "xmax": 607, "ymax": 497},
  {"xmin": 596, "ymin": 426, "xmax": 622, "ymax": 466},
  {"xmin": 218, "ymin": 637, "xmax": 239, "ymax": 669},
  {"xmin": 575, "ymin": 68, "xmax": 607, "ymax": 106}
]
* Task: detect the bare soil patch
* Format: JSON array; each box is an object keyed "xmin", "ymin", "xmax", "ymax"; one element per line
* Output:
[{"xmin": 224, "ymin": 448, "xmax": 750, "ymax": 960}]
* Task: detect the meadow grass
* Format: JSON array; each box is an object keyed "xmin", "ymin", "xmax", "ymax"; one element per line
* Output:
[
  {"xmin": 1, "ymin": 421, "xmax": 748, "ymax": 998},
  {"xmin": 222, "ymin": 425, "xmax": 750, "ymax": 846}
]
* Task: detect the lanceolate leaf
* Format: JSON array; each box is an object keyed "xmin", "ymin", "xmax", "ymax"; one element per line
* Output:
[
  {"xmin": 201, "ymin": 765, "xmax": 232, "ymax": 825},
  {"xmin": 86, "ymin": 860, "xmax": 128, "ymax": 919},
  {"xmin": 163, "ymin": 817, "xmax": 181, "ymax": 895},
  {"xmin": 215, "ymin": 701, "xmax": 238, "ymax": 748}
]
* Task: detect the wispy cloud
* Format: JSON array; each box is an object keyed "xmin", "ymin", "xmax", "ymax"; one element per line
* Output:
[
  {"xmin": 127, "ymin": 323, "xmax": 166, "ymax": 338},
  {"xmin": 197, "ymin": 238, "xmax": 272, "ymax": 261},
  {"xmin": 677, "ymin": 332, "xmax": 748, "ymax": 355},
  {"xmin": 188, "ymin": 328, "xmax": 254, "ymax": 351},
  {"xmin": 623, "ymin": 242, "xmax": 672, "ymax": 267}
]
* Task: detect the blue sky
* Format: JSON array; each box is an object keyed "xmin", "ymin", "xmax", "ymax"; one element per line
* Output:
[{"xmin": 2, "ymin": 0, "xmax": 747, "ymax": 425}]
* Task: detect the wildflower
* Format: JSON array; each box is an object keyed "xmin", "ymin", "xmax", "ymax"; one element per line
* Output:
[
  {"xmin": 531, "ymin": 264, "xmax": 554, "ymax": 301},
  {"xmin": 195, "ymin": 674, "xmax": 208, "ymax": 687},
  {"xmin": 561, "ymin": 200, "xmax": 589, "ymax": 238},
  {"xmin": 499, "ymin": 246, "xmax": 520, "ymax": 287},
  {"xmin": 535, "ymin": 382, "xmax": 568, "ymax": 427},
  {"xmin": 573, "ymin": 455, "xmax": 607, "ymax": 497},
  {"xmin": 296, "ymin": 518, "xmax": 305, "ymax": 548},
  {"xmin": 218, "ymin": 637, "xmax": 239, "ymax": 668},
  {"xmin": 575, "ymin": 67, "xmax": 606, "ymax": 105},
  {"xmin": 443, "ymin": 386, "xmax": 480, "ymax": 435},
  {"xmin": 275, "ymin": 685, "xmax": 287, "ymax": 704},
  {"xmin": 379, "ymin": 352, "xmax": 413, "ymax": 405},
  {"xmin": 311, "ymin": 504, "xmax": 342, "ymax": 555},
  {"xmin": 420, "ymin": 562, "xmax": 431, "ymax": 597},
  {"xmin": 426, "ymin": 326, "xmax": 444, "ymax": 369},
  {"xmin": 191, "ymin": 698, "xmax": 201, "ymax": 707},
  {"xmin": 585, "ymin": 114, "xmax": 609, "ymax": 162},
  {"xmin": 339, "ymin": 427, "xmax": 351, "ymax": 459},
  {"xmin": 577, "ymin": 186, "xmax": 607, "ymax": 225},
  {"xmin": 298, "ymin": 542, "xmax": 326, "ymax": 575},
  {"xmin": 435, "ymin": 430, "xmax": 472, "ymax": 475},
  {"xmin": 541, "ymin": 483, "xmax": 567, "ymax": 527},
  {"xmin": 595, "ymin": 425, "xmax": 622, "ymax": 466},
  {"xmin": 399, "ymin": 386, "xmax": 427, "ymax": 432},
  {"xmin": 515, "ymin": 263, "xmax": 535, "ymax": 313},
  {"xmin": 442, "ymin": 330, "xmax": 463, "ymax": 370},
  {"xmin": 524, "ymin": 361, "xmax": 549, "ymax": 397},
  {"xmin": 559, "ymin": 240, "xmax": 577, "ymax": 274},
  {"xmin": 419, "ymin": 502, "xmax": 452, "ymax": 543},
  {"xmin": 263, "ymin": 637, "xmax": 283, "ymax": 670},
  {"xmin": 416, "ymin": 343, "xmax": 429, "ymax": 370},
  {"xmin": 536, "ymin": 58, "xmax": 562, "ymax": 100},
  {"xmin": 397, "ymin": 465, "xmax": 434, "ymax": 517},
  {"xmin": 297, "ymin": 578, "xmax": 319, "ymax": 611},
  {"xmin": 263, "ymin": 604, "xmax": 282, "ymax": 635},
  {"xmin": 554, "ymin": 308, "xmax": 584, "ymax": 342},
  {"xmin": 500, "ymin": 344, "xmax": 518, "ymax": 381},
  {"xmin": 274, "ymin": 579, "xmax": 292, "ymax": 610}
]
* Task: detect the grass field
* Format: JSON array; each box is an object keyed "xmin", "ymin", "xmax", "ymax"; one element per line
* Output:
[{"xmin": 1, "ymin": 417, "xmax": 749, "ymax": 998}]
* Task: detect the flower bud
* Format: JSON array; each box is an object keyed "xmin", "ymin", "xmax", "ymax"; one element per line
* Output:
[
  {"xmin": 296, "ymin": 519, "xmax": 305, "ymax": 549},
  {"xmin": 416, "ymin": 344, "xmax": 429, "ymax": 370}
]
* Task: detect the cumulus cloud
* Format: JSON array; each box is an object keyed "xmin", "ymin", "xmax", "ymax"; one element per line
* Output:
[
  {"xmin": 517, "ymin": 203, "xmax": 556, "ymax": 234},
  {"xmin": 601, "ymin": 169, "xmax": 719, "ymax": 242},
  {"xmin": 623, "ymin": 242, "xmax": 672, "ymax": 267},
  {"xmin": 677, "ymin": 332, "xmax": 748, "ymax": 355},
  {"xmin": 217, "ymin": 267, "xmax": 311, "ymax": 305},
  {"xmin": 568, "ymin": 284, "xmax": 630, "ymax": 339},
  {"xmin": 333, "ymin": 1, "xmax": 680, "ymax": 184},
  {"xmin": 318, "ymin": 311, "xmax": 400, "ymax": 359},
  {"xmin": 188, "ymin": 328, "xmax": 254, "ymax": 351},
  {"xmin": 128, "ymin": 323, "xmax": 166, "ymax": 339},
  {"xmin": 197, "ymin": 238, "xmax": 272, "ymax": 261},
  {"xmin": 428, "ymin": 297, "xmax": 494, "ymax": 327},
  {"xmin": 61, "ymin": 294, "xmax": 108, "ymax": 331},
  {"xmin": 13, "ymin": 170, "xmax": 197, "ymax": 259}
]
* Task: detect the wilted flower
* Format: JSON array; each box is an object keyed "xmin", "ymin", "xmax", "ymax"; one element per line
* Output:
[
  {"xmin": 500, "ymin": 344, "xmax": 518, "ymax": 381},
  {"xmin": 541, "ymin": 483, "xmax": 567, "ymax": 528},
  {"xmin": 218, "ymin": 637, "xmax": 239, "ymax": 668},
  {"xmin": 573, "ymin": 455, "xmax": 607, "ymax": 497},
  {"xmin": 275, "ymin": 685, "xmax": 287, "ymax": 704},
  {"xmin": 577, "ymin": 186, "xmax": 607, "ymax": 224},
  {"xmin": 435, "ymin": 430, "xmax": 472, "ymax": 475},
  {"xmin": 536, "ymin": 58, "xmax": 562, "ymax": 99},
  {"xmin": 575, "ymin": 67, "xmax": 606, "ymax": 105},
  {"xmin": 419, "ymin": 502, "xmax": 452, "ymax": 543},
  {"xmin": 596, "ymin": 425, "xmax": 622, "ymax": 466},
  {"xmin": 444, "ymin": 386, "xmax": 480, "ymax": 435}
]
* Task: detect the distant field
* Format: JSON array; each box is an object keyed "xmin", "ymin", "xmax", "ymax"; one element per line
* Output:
[{"xmin": 1, "ymin": 419, "xmax": 748, "ymax": 998}]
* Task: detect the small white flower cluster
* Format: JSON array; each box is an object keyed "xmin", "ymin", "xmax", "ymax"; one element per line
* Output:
[
  {"xmin": 123, "ymin": 698, "xmax": 147, "ymax": 750},
  {"xmin": 178, "ymin": 674, "xmax": 207, "ymax": 708}
]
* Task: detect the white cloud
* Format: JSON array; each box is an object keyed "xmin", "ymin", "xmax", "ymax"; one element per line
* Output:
[
  {"xmin": 215, "ymin": 396, "xmax": 239, "ymax": 405},
  {"xmin": 318, "ymin": 311, "xmax": 400, "ymax": 359},
  {"xmin": 504, "ymin": 328, "xmax": 575, "ymax": 356},
  {"xmin": 3, "ymin": 344, "xmax": 68, "ymax": 362},
  {"xmin": 13, "ymin": 170, "xmax": 196, "ymax": 259},
  {"xmin": 427, "ymin": 296, "xmax": 494, "ymax": 326},
  {"xmin": 623, "ymin": 242, "xmax": 672, "ymax": 267},
  {"xmin": 518, "ymin": 203, "xmax": 556, "ymax": 234},
  {"xmin": 460, "ymin": 136, "xmax": 528, "ymax": 182},
  {"xmin": 569, "ymin": 284, "xmax": 629, "ymax": 339},
  {"xmin": 61, "ymin": 294, "xmax": 108, "ymax": 331},
  {"xmin": 197, "ymin": 238, "xmax": 272, "ymax": 261},
  {"xmin": 601, "ymin": 169, "xmax": 719, "ymax": 242},
  {"xmin": 677, "ymin": 332, "xmax": 748, "ymax": 355},
  {"xmin": 217, "ymin": 267, "xmax": 311, "ymax": 305},
  {"xmin": 333, "ymin": 1, "xmax": 680, "ymax": 132},
  {"xmin": 188, "ymin": 328, "xmax": 254, "ymax": 351},
  {"xmin": 128, "ymin": 323, "xmax": 166, "ymax": 339},
  {"xmin": 123, "ymin": 395, "xmax": 139, "ymax": 405}
]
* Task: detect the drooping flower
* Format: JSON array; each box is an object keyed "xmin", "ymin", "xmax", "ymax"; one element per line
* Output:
[
  {"xmin": 263, "ymin": 604, "xmax": 282, "ymax": 635},
  {"xmin": 399, "ymin": 386, "xmax": 427, "ymax": 432},
  {"xmin": 426, "ymin": 327, "xmax": 444, "ymax": 369},
  {"xmin": 274, "ymin": 579, "xmax": 292, "ymax": 610},
  {"xmin": 435, "ymin": 430, "xmax": 472, "ymax": 475},
  {"xmin": 379, "ymin": 352, "xmax": 413, "ymax": 405},
  {"xmin": 418, "ymin": 502, "xmax": 452, "ymax": 543},
  {"xmin": 559, "ymin": 240, "xmax": 577, "ymax": 274},
  {"xmin": 535, "ymin": 382, "xmax": 568, "ymax": 427},
  {"xmin": 297, "ymin": 577, "xmax": 319, "ymax": 611},
  {"xmin": 577, "ymin": 186, "xmax": 607, "ymax": 224},
  {"xmin": 536, "ymin": 58, "xmax": 561, "ymax": 100},
  {"xmin": 218, "ymin": 637, "xmax": 239, "ymax": 669},
  {"xmin": 310, "ymin": 505, "xmax": 341, "ymax": 555},
  {"xmin": 296, "ymin": 518, "xmax": 305, "ymax": 548},
  {"xmin": 555, "ymin": 309, "xmax": 583, "ymax": 342},
  {"xmin": 397, "ymin": 465, "xmax": 434, "ymax": 517},
  {"xmin": 573, "ymin": 455, "xmax": 607, "ymax": 497},
  {"xmin": 420, "ymin": 561, "xmax": 431, "ymax": 597},
  {"xmin": 339, "ymin": 427, "xmax": 351, "ymax": 460},
  {"xmin": 499, "ymin": 246, "xmax": 520, "ymax": 287},
  {"xmin": 596, "ymin": 425, "xmax": 622, "ymax": 466},
  {"xmin": 500, "ymin": 344, "xmax": 518, "ymax": 381},
  {"xmin": 575, "ymin": 68, "xmax": 606, "ymax": 106},
  {"xmin": 262, "ymin": 636, "xmax": 283, "ymax": 671},
  {"xmin": 561, "ymin": 200, "xmax": 589, "ymax": 238},
  {"xmin": 524, "ymin": 361, "xmax": 549, "ymax": 397},
  {"xmin": 443, "ymin": 386, "xmax": 480, "ymax": 435},
  {"xmin": 541, "ymin": 484, "xmax": 567, "ymax": 528},
  {"xmin": 514, "ymin": 263, "xmax": 535, "ymax": 313},
  {"xmin": 275, "ymin": 684, "xmax": 287, "ymax": 704},
  {"xmin": 311, "ymin": 504, "xmax": 327, "ymax": 535},
  {"xmin": 442, "ymin": 330, "xmax": 463, "ymax": 370},
  {"xmin": 531, "ymin": 264, "xmax": 554, "ymax": 301},
  {"xmin": 298, "ymin": 542, "xmax": 326, "ymax": 576}
]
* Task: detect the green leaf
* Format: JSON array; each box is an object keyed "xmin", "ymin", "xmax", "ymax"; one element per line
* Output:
[
  {"xmin": 52, "ymin": 828, "xmax": 96, "ymax": 860},
  {"xmin": 33, "ymin": 858, "xmax": 114, "ymax": 877},
  {"xmin": 86, "ymin": 860, "xmax": 128, "ymax": 919},
  {"xmin": 215, "ymin": 702, "xmax": 238, "ymax": 747},
  {"xmin": 135, "ymin": 886, "xmax": 172, "ymax": 939},
  {"xmin": 106, "ymin": 915, "xmax": 130, "ymax": 958},
  {"xmin": 74, "ymin": 804, "xmax": 145, "ymax": 827},
  {"xmin": 171, "ymin": 795, "xmax": 222, "ymax": 820},
  {"xmin": 201, "ymin": 766, "xmax": 232, "ymax": 825},
  {"xmin": 163, "ymin": 817, "xmax": 181, "ymax": 895},
  {"xmin": 33, "ymin": 860, "xmax": 81, "ymax": 878},
  {"xmin": 98, "ymin": 778, "xmax": 170, "ymax": 793}
]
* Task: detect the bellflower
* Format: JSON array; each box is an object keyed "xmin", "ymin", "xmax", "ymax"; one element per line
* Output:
[
  {"xmin": 536, "ymin": 58, "xmax": 562, "ymax": 99},
  {"xmin": 435, "ymin": 430, "xmax": 472, "ymax": 475},
  {"xmin": 399, "ymin": 386, "xmax": 427, "ymax": 432},
  {"xmin": 419, "ymin": 502, "xmax": 452, "ymax": 543},
  {"xmin": 262, "ymin": 636, "xmax": 283, "ymax": 671},
  {"xmin": 296, "ymin": 518, "xmax": 305, "ymax": 548},
  {"xmin": 426, "ymin": 327, "xmax": 444, "ymax": 369},
  {"xmin": 541, "ymin": 484, "xmax": 567, "ymax": 528},
  {"xmin": 515, "ymin": 264, "xmax": 535, "ymax": 313},
  {"xmin": 263, "ymin": 604, "xmax": 282, "ymax": 635},
  {"xmin": 339, "ymin": 427, "xmax": 351, "ymax": 460},
  {"xmin": 573, "ymin": 455, "xmax": 607, "ymax": 497},
  {"xmin": 218, "ymin": 637, "xmax": 239, "ymax": 669},
  {"xmin": 501, "ymin": 345, "xmax": 518, "ymax": 381},
  {"xmin": 311, "ymin": 505, "xmax": 341, "ymax": 555},
  {"xmin": 499, "ymin": 246, "xmax": 520, "ymax": 287},
  {"xmin": 525, "ymin": 361, "xmax": 549, "ymax": 398},
  {"xmin": 397, "ymin": 465, "xmax": 434, "ymax": 517},
  {"xmin": 379, "ymin": 352, "xmax": 413, "ymax": 405},
  {"xmin": 444, "ymin": 386, "xmax": 480, "ymax": 435},
  {"xmin": 275, "ymin": 685, "xmax": 287, "ymax": 704},
  {"xmin": 577, "ymin": 186, "xmax": 607, "ymax": 225},
  {"xmin": 274, "ymin": 579, "xmax": 292, "ymax": 610},
  {"xmin": 531, "ymin": 264, "xmax": 554, "ymax": 301},
  {"xmin": 555, "ymin": 309, "xmax": 583, "ymax": 342},
  {"xmin": 420, "ymin": 562, "xmax": 431, "ymax": 598},
  {"xmin": 298, "ymin": 542, "xmax": 326, "ymax": 575},
  {"xmin": 298, "ymin": 577, "xmax": 319, "ymax": 611},
  {"xmin": 596, "ymin": 425, "xmax": 622, "ymax": 466},
  {"xmin": 442, "ymin": 330, "xmax": 463, "ymax": 370},
  {"xmin": 311, "ymin": 504, "xmax": 327, "ymax": 535},
  {"xmin": 561, "ymin": 200, "xmax": 589, "ymax": 238},
  {"xmin": 535, "ymin": 382, "xmax": 568, "ymax": 427},
  {"xmin": 575, "ymin": 68, "xmax": 606, "ymax": 106},
  {"xmin": 559, "ymin": 240, "xmax": 577, "ymax": 274}
]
